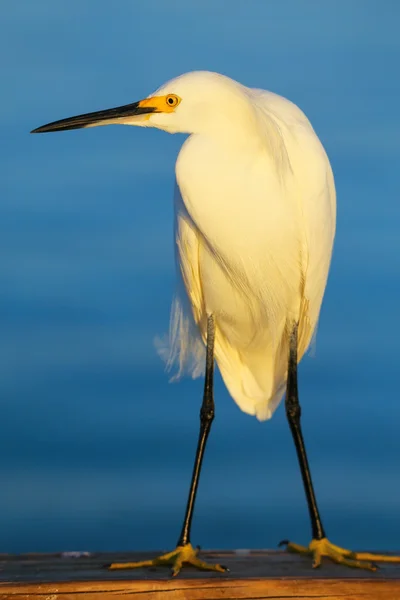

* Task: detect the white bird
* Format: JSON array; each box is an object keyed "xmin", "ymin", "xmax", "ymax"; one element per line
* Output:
[{"xmin": 32, "ymin": 71, "xmax": 399, "ymax": 575}]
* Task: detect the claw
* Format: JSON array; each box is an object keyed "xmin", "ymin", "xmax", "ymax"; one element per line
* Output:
[{"xmin": 312, "ymin": 553, "xmax": 322, "ymax": 569}]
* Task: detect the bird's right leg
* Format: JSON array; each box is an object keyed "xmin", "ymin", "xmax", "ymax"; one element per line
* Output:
[
  {"xmin": 280, "ymin": 322, "xmax": 400, "ymax": 569},
  {"xmin": 109, "ymin": 315, "xmax": 227, "ymax": 577}
]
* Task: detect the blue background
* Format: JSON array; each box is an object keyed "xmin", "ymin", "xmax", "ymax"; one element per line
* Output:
[{"xmin": 1, "ymin": 1, "xmax": 400, "ymax": 554}]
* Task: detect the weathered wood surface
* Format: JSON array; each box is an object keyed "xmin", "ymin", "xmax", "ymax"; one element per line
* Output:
[{"xmin": 1, "ymin": 550, "xmax": 400, "ymax": 599}]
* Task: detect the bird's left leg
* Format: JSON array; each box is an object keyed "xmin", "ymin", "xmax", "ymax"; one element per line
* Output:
[
  {"xmin": 109, "ymin": 315, "xmax": 227, "ymax": 576},
  {"xmin": 279, "ymin": 322, "xmax": 400, "ymax": 570}
]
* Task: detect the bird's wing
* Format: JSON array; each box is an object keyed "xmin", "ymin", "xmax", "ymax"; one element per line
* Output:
[
  {"xmin": 298, "ymin": 158, "xmax": 336, "ymax": 357},
  {"xmin": 250, "ymin": 88, "xmax": 336, "ymax": 356}
]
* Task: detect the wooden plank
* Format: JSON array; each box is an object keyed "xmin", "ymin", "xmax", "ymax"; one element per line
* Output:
[{"xmin": 0, "ymin": 550, "xmax": 400, "ymax": 599}]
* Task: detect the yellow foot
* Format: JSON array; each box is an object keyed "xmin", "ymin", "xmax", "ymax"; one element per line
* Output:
[
  {"xmin": 108, "ymin": 543, "xmax": 228, "ymax": 577},
  {"xmin": 280, "ymin": 537, "xmax": 400, "ymax": 571}
]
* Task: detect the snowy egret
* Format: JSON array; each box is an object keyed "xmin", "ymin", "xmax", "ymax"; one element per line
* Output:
[{"xmin": 32, "ymin": 71, "xmax": 400, "ymax": 575}]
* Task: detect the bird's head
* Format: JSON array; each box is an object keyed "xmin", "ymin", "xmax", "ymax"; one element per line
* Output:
[{"xmin": 31, "ymin": 71, "xmax": 255, "ymax": 137}]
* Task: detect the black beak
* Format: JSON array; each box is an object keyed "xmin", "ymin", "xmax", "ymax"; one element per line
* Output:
[{"xmin": 31, "ymin": 101, "xmax": 157, "ymax": 134}]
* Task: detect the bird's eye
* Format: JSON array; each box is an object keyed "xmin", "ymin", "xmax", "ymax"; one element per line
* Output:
[{"xmin": 166, "ymin": 94, "xmax": 179, "ymax": 108}]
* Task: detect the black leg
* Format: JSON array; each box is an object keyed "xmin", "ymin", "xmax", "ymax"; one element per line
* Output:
[
  {"xmin": 279, "ymin": 322, "xmax": 398, "ymax": 569},
  {"xmin": 285, "ymin": 322, "xmax": 326, "ymax": 541},
  {"xmin": 108, "ymin": 313, "xmax": 225, "ymax": 574},
  {"xmin": 177, "ymin": 314, "xmax": 216, "ymax": 547}
]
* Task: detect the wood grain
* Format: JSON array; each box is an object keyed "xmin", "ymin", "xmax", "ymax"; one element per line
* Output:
[{"xmin": 1, "ymin": 550, "xmax": 399, "ymax": 599}]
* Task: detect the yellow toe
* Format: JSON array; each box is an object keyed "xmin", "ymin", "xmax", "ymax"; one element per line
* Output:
[{"xmin": 283, "ymin": 537, "xmax": 380, "ymax": 571}]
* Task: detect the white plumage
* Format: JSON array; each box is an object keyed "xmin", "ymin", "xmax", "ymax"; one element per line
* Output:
[
  {"xmin": 32, "ymin": 70, "xmax": 336, "ymax": 422},
  {"xmin": 152, "ymin": 72, "xmax": 336, "ymax": 420}
]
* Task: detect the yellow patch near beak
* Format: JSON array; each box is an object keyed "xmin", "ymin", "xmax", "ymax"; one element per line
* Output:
[{"xmin": 139, "ymin": 94, "xmax": 181, "ymax": 114}]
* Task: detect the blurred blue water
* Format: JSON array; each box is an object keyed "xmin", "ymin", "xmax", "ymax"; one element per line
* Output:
[{"xmin": 1, "ymin": 1, "xmax": 400, "ymax": 554}]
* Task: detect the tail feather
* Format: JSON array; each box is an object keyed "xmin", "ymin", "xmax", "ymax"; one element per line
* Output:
[
  {"xmin": 155, "ymin": 294, "xmax": 205, "ymax": 381},
  {"xmin": 214, "ymin": 319, "xmax": 289, "ymax": 421}
]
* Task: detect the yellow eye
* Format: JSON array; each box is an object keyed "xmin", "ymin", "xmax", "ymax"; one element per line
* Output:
[{"xmin": 166, "ymin": 94, "xmax": 180, "ymax": 108}]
